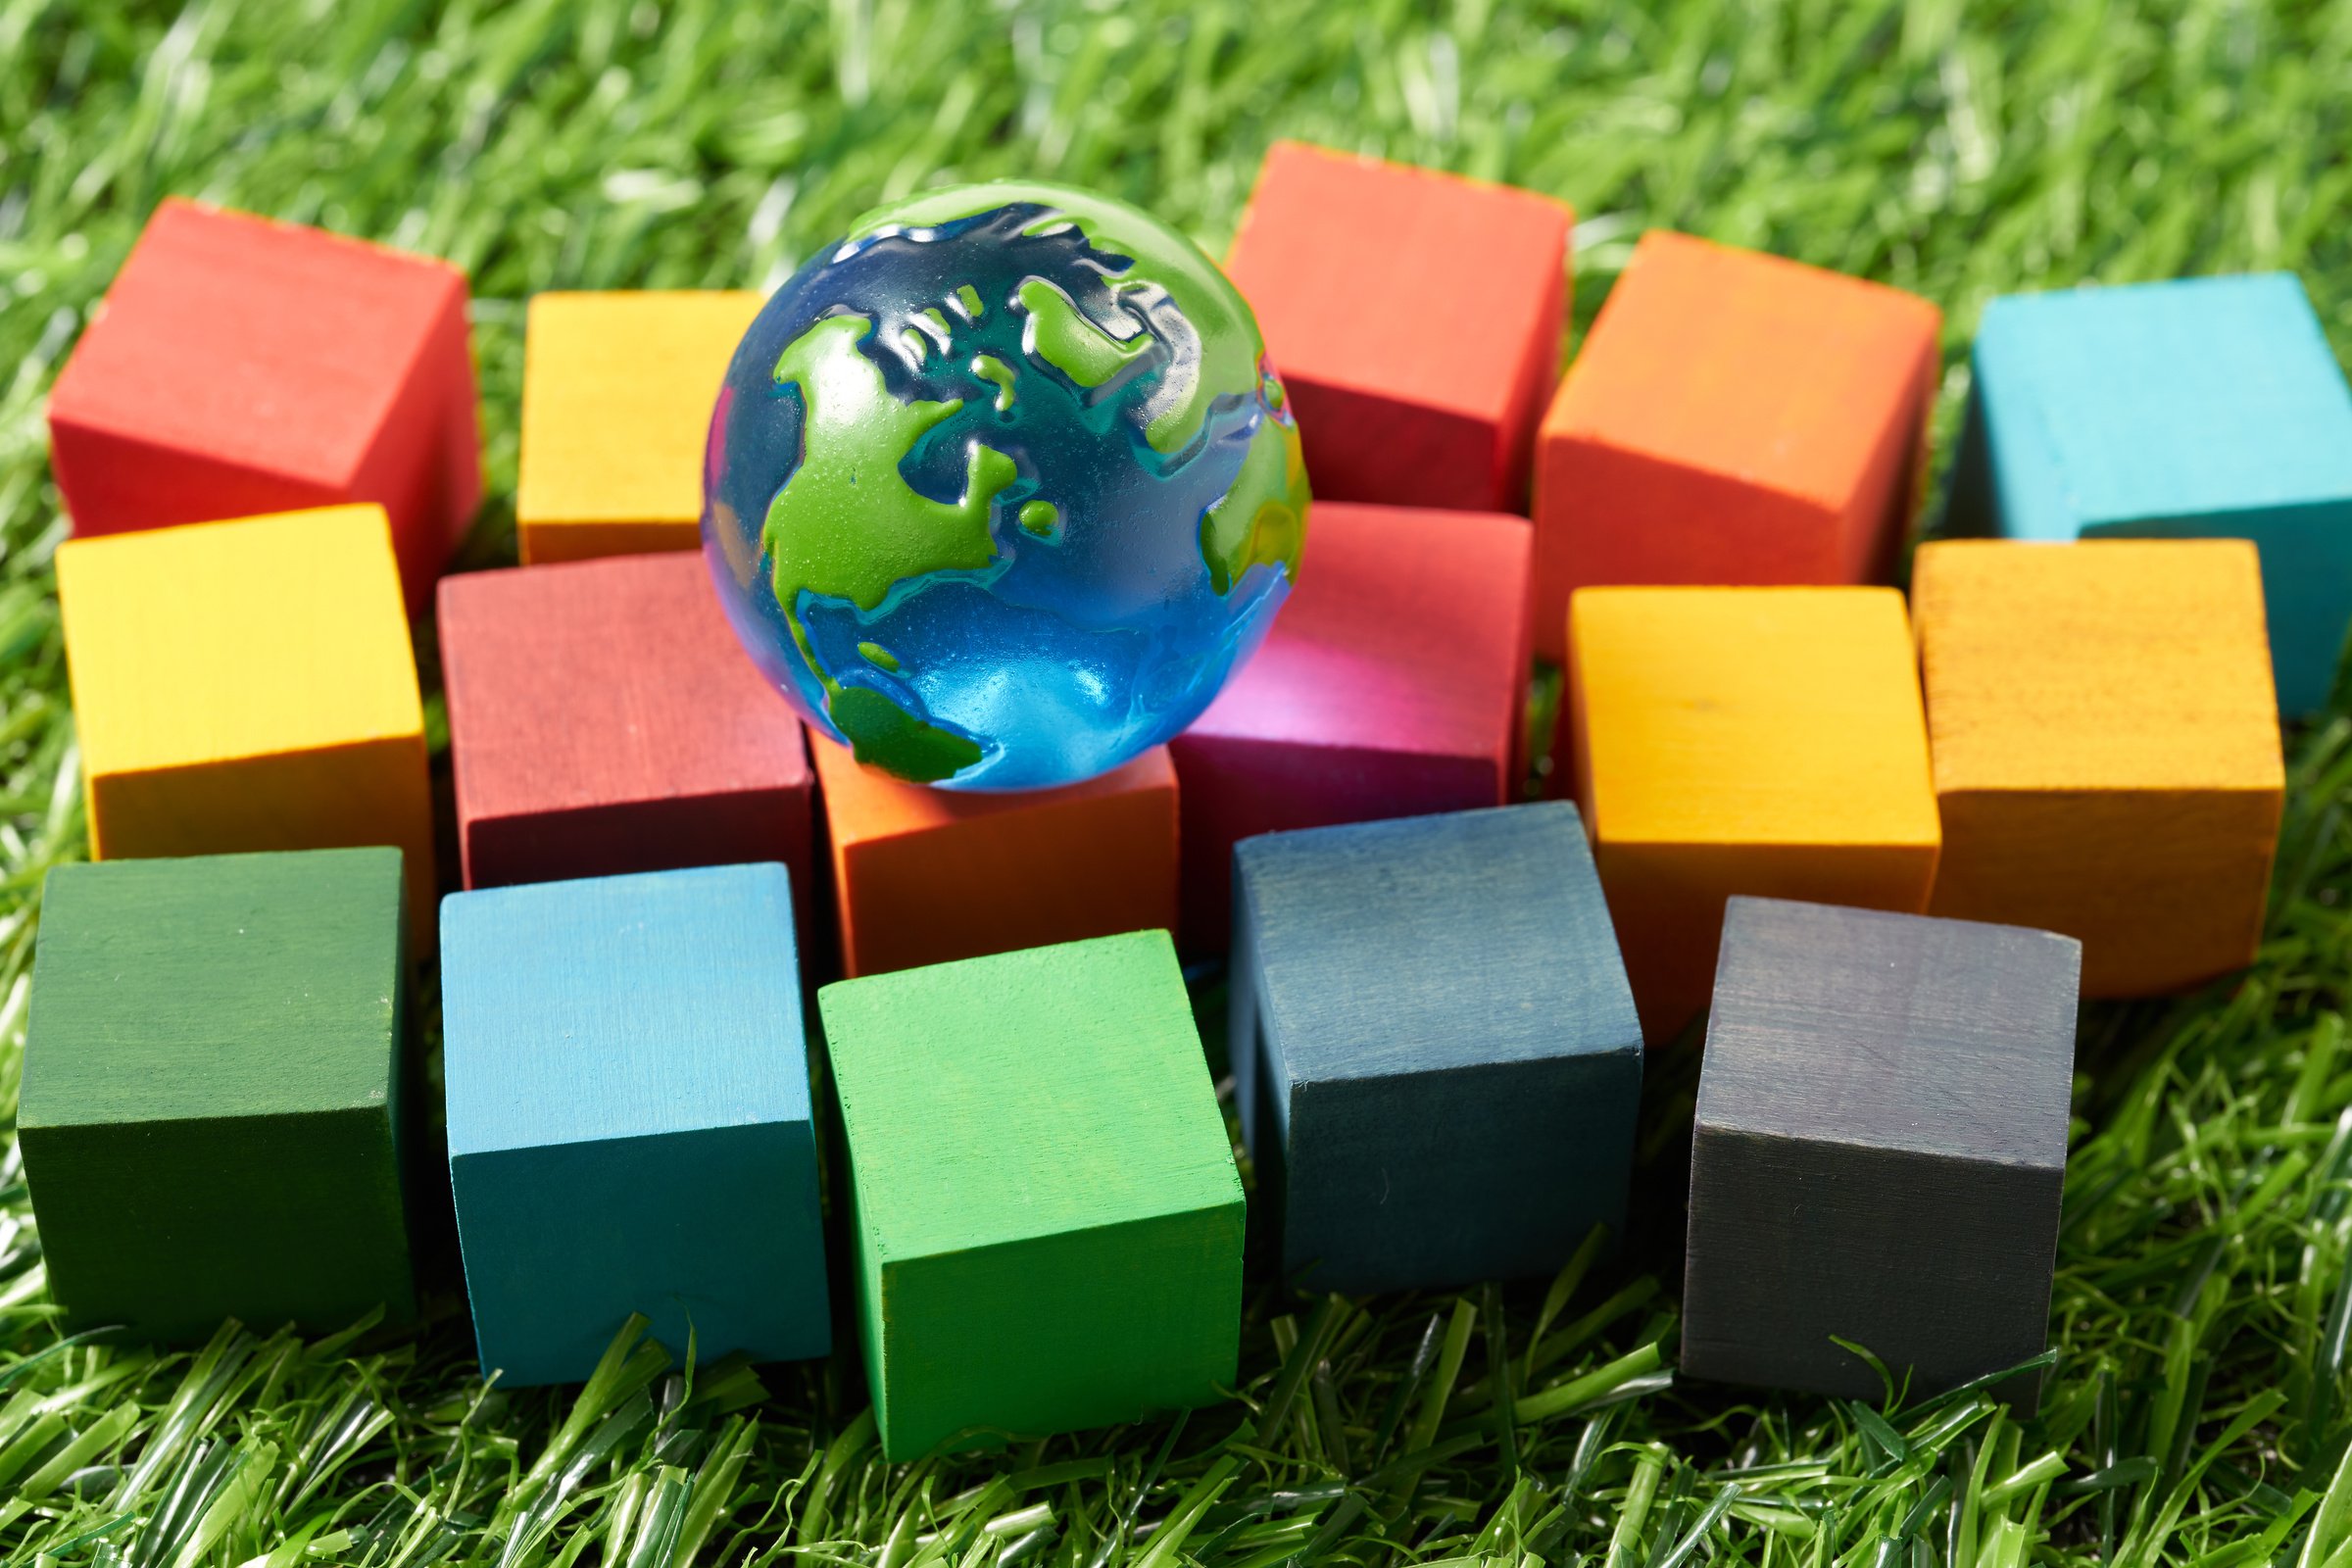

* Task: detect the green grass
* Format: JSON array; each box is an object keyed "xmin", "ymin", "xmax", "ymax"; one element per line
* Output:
[{"xmin": 5, "ymin": 0, "xmax": 2352, "ymax": 1562}]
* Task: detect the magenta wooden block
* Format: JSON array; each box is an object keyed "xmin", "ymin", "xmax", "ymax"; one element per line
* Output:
[{"xmin": 1170, "ymin": 502, "xmax": 1534, "ymax": 949}]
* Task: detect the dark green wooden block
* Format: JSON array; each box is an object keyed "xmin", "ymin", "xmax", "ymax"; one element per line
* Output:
[{"xmin": 20, "ymin": 848, "xmax": 416, "ymax": 1339}]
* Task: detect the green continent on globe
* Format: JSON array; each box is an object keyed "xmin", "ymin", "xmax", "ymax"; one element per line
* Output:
[
  {"xmin": 1201, "ymin": 400, "xmax": 1309, "ymax": 596},
  {"xmin": 762, "ymin": 311, "xmax": 1015, "ymax": 781}
]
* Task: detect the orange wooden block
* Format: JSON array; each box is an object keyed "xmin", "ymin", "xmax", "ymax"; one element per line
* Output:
[
  {"xmin": 811, "ymin": 738, "xmax": 1178, "ymax": 978},
  {"xmin": 1569, "ymin": 586, "xmax": 1940, "ymax": 1043},
  {"xmin": 1224, "ymin": 141, "xmax": 1571, "ymax": 513},
  {"xmin": 1532, "ymin": 231, "xmax": 1940, "ymax": 662},
  {"xmin": 1913, "ymin": 540, "xmax": 2283, "ymax": 998}
]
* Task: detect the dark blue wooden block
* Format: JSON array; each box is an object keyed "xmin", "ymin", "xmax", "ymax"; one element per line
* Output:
[
  {"xmin": 441, "ymin": 861, "xmax": 828, "ymax": 1385},
  {"xmin": 1685, "ymin": 897, "xmax": 2081, "ymax": 1408},
  {"xmin": 1230, "ymin": 802, "xmax": 1642, "ymax": 1292}
]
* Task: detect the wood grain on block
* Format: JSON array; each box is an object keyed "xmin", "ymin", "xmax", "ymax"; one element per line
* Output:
[
  {"xmin": 439, "ymin": 552, "xmax": 811, "ymax": 903},
  {"xmin": 56, "ymin": 507, "xmax": 436, "ymax": 939},
  {"xmin": 45, "ymin": 198, "xmax": 480, "ymax": 612},
  {"xmin": 1568, "ymin": 586, "xmax": 1939, "ymax": 1044},
  {"xmin": 20, "ymin": 849, "xmax": 415, "ymax": 1340},
  {"xmin": 441, "ymin": 862, "xmax": 827, "ymax": 1387},
  {"xmin": 515, "ymin": 291, "xmax": 764, "ymax": 564},
  {"xmin": 1230, "ymin": 804, "xmax": 1641, "ymax": 1292},
  {"xmin": 818, "ymin": 930, "xmax": 1242, "ymax": 1459},
  {"xmin": 1170, "ymin": 502, "xmax": 1533, "ymax": 950},
  {"xmin": 1685, "ymin": 897, "xmax": 2080, "ymax": 1407},
  {"xmin": 810, "ymin": 734, "xmax": 1177, "ymax": 977},
  {"xmin": 1223, "ymin": 141, "xmax": 1571, "ymax": 512},
  {"xmin": 1912, "ymin": 539, "xmax": 2282, "ymax": 998},
  {"xmin": 1531, "ymin": 230, "xmax": 1939, "ymax": 663},
  {"xmin": 1948, "ymin": 273, "xmax": 2352, "ymax": 714}
]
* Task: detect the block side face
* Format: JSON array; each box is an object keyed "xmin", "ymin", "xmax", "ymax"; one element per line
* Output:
[
  {"xmin": 518, "ymin": 518, "xmax": 704, "ymax": 565},
  {"xmin": 463, "ymin": 785, "xmax": 813, "ymax": 899},
  {"xmin": 1700, "ymin": 897, "xmax": 2080, "ymax": 1168},
  {"xmin": 1281, "ymin": 370, "xmax": 1510, "ymax": 512},
  {"xmin": 808, "ymin": 732, "xmax": 1172, "ymax": 840},
  {"xmin": 26, "ymin": 1102, "xmax": 414, "ymax": 1339},
  {"xmin": 441, "ymin": 863, "xmax": 810, "ymax": 1152},
  {"xmin": 870, "ymin": 1200, "xmax": 1244, "ymax": 1459},
  {"xmin": 1280, "ymin": 1048, "xmax": 1639, "ymax": 1293},
  {"xmin": 821, "ymin": 931, "xmax": 1239, "ymax": 1258},
  {"xmin": 1683, "ymin": 1130, "xmax": 2059, "ymax": 1407},
  {"xmin": 47, "ymin": 414, "xmax": 350, "ymax": 543},
  {"xmin": 24, "ymin": 849, "xmax": 407, "ymax": 1126},
  {"xmin": 453, "ymin": 1120, "xmax": 828, "ymax": 1388}
]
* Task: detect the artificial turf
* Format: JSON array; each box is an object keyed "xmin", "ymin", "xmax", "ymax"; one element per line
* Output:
[{"xmin": 4, "ymin": 0, "xmax": 2352, "ymax": 1562}]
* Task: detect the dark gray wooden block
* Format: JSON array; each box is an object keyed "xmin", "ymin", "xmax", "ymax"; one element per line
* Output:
[
  {"xmin": 1231, "ymin": 801, "xmax": 1643, "ymax": 1293},
  {"xmin": 1684, "ymin": 896, "xmax": 2081, "ymax": 1407}
]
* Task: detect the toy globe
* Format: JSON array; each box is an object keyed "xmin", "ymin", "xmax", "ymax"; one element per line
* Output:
[{"xmin": 703, "ymin": 180, "xmax": 1309, "ymax": 791}]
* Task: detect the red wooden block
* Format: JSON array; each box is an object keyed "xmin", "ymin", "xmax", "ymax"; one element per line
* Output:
[
  {"xmin": 437, "ymin": 553, "xmax": 813, "ymax": 905},
  {"xmin": 1170, "ymin": 502, "xmax": 1533, "ymax": 950},
  {"xmin": 46, "ymin": 199, "xmax": 481, "ymax": 612},
  {"xmin": 1224, "ymin": 142, "xmax": 1572, "ymax": 514}
]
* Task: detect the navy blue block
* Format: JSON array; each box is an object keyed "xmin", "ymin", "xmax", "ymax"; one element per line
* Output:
[{"xmin": 1230, "ymin": 803, "xmax": 1642, "ymax": 1292}]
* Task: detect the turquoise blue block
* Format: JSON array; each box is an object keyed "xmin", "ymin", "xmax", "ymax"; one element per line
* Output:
[
  {"xmin": 1948, "ymin": 272, "xmax": 2352, "ymax": 714},
  {"xmin": 441, "ymin": 862, "xmax": 827, "ymax": 1385}
]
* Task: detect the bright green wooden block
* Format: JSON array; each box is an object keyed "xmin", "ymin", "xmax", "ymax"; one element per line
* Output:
[
  {"xmin": 818, "ymin": 930, "xmax": 1243, "ymax": 1459},
  {"xmin": 20, "ymin": 848, "xmax": 415, "ymax": 1339}
]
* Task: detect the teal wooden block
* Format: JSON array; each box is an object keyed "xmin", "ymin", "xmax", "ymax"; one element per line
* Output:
[
  {"xmin": 1948, "ymin": 272, "xmax": 2352, "ymax": 713},
  {"xmin": 817, "ymin": 931, "xmax": 1243, "ymax": 1460},
  {"xmin": 441, "ymin": 862, "xmax": 827, "ymax": 1386},
  {"xmin": 20, "ymin": 848, "xmax": 415, "ymax": 1339}
]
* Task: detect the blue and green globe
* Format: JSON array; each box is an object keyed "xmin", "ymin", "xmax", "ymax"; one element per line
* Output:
[{"xmin": 703, "ymin": 180, "xmax": 1310, "ymax": 791}]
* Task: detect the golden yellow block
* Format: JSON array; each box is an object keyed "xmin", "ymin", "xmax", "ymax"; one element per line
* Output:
[
  {"xmin": 515, "ymin": 291, "xmax": 765, "ymax": 565},
  {"xmin": 57, "ymin": 505, "xmax": 434, "ymax": 935},
  {"xmin": 1568, "ymin": 585, "xmax": 1941, "ymax": 1043},
  {"xmin": 1913, "ymin": 539, "xmax": 2282, "ymax": 997}
]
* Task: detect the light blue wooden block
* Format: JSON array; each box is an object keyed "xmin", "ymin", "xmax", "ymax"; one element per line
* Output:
[
  {"xmin": 1230, "ymin": 802, "xmax": 1643, "ymax": 1293},
  {"xmin": 441, "ymin": 861, "xmax": 827, "ymax": 1385},
  {"xmin": 1948, "ymin": 272, "xmax": 2352, "ymax": 714}
]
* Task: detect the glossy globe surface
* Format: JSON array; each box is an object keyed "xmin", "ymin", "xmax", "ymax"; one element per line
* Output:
[{"xmin": 703, "ymin": 180, "xmax": 1309, "ymax": 790}]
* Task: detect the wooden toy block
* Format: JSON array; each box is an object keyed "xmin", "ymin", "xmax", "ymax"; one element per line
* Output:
[
  {"xmin": 1946, "ymin": 273, "xmax": 2352, "ymax": 714},
  {"xmin": 1170, "ymin": 502, "xmax": 1533, "ymax": 950},
  {"xmin": 46, "ymin": 198, "xmax": 480, "ymax": 612},
  {"xmin": 20, "ymin": 849, "xmax": 415, "ymax": 1340},
  {"xmin": 439, "ymin": 552, "xmax": 812, "ymax": 900},
  {"xmin": 56, "ymin": 506, "xmax": 436, "ymax": 938},
  {"xmin": 1231, "ymin": 804, "xmax": 1641, "ymax": 1292},
  {"xmin": 818, "ymin": 930, "xmax": 1242, "ymax": 1458},
  {"xmin": 1568, "ymin": 586, "xmax": 1940, "ymax": 1044},
  {"xmin": 810, "ymin": 735, "xmax": 1178, "ymax": 977},
  {"xmin": 1912, "ymin": 540, "xmax": 2283, "ymax": 998},
  {"xmin": 1531, "ymin": 230, "xmax": 1940, "ymax": 662},
  {"xmin": 516, "ymin": 291, "xmax": 764, "ymax": 564},
  {"xmin": 1685, "ymin": 897, "xmax": 2080, "ymax": 1406},
  {"xmin": 1223, "ymin": 141, "xmax": 1571, "ymax": 513},
  {"xmin": 441, "ymin": 862, "xmax": 827, "ymax": 1386}
]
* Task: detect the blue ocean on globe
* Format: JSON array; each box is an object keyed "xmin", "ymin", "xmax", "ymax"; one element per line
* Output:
[{"xmin": 702, "ymin": 180, "xmax": 1310, "ymax": 791}]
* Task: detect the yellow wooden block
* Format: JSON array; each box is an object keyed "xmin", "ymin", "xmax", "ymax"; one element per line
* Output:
[
  {"xmin": 1568, "ymin": 586, "xmax": 1940, "ymax": 1043},
  {"xmin": 57, "ymin": 505, "xmax": 434, "ymax": 935},
  {"xmin": 515, "ymin": 291, "xmax": 765, "ymax": 565},
  {"xmin": 1913, "ymin": 539, "xmax": 2282, "ymax": 997}
]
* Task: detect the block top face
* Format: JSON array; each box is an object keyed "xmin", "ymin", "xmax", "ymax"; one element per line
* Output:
[
  {"xmin": 1238, "ymin": 803, "xmax": 1640, "ymax": 1079},
  {"xmin": 47, "ymin": 199, "xmax": 466, "ymax": 484},
  {"xmin": 1225, "ymin": 141, "xmax": 1571, "ymax": 423},
  {"xmin": 1571, "ymin": 587, "xmax": 1938, "ymax": 849},
  {"xmin": 1544, "ymin": 230, "xmax": 1940, "ymax": 507},
  {"xmin": 516, "ymin": 291, "xmax": 765, "ymax": 527},
  {"xmin": 1699, "ymin": 897, "xmax": 2080, "ymax": 1170},
  {"xmin": 1975, "ymin": 273, "xmax": 2352, "ymax": 535},
  {"xmin": 21, "ymin": 848, "xmax": 406, "ymax": 1130},
  {"xmin": 811, "ymin": 735, "xmax": 1175, "ymax": 844},
  {"xmin": 1913, "ymin": 540, "xmax": 2284, "ymax": 796},
  {"xmin": 819, "ymin": 930, "xmax": 1239, "ymax": 1259},
  {"xmin": 438, "ymin": 552, "xmax": 808, "ymax": 818},
  {"xmin": 1188, "ymin": 502, "xmax": 1532, "ymax": 758},
  {"xmin": 58, "ymin": 506, "xmax": 424, "ymax": 776},
  {"xmin": 441, "ymin": 862, "xmax": 810, "ymax": 1155}
]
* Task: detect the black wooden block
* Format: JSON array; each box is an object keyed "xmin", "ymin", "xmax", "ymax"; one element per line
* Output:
[{"xmin": 1684, "ymin": 896, "xmax": 2081, "ymax": 1407}]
